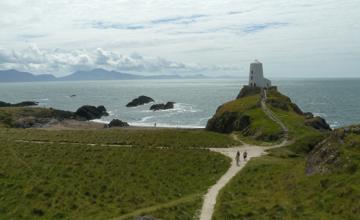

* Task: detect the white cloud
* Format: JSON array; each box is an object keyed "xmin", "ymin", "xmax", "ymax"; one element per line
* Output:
[
  {"xmin": 0, "ymin": 0, "xmax": 359, "ymax": 77},
  {"xmin": 0, "ymin": 45, "xmax": 240, "ymax": 76}
]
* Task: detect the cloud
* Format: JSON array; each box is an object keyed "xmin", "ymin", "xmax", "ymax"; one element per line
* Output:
[
  {"xmin": 88, "ymin": 14, "xmax": 208, "ymax": 30},
  {"xmin": 90, "ymin": 21, "xmax": 146, "ymax": 30},
  {"xmin": 0, "ymin": 0, "xmax": 359, "ymax": 77},
  {"xmin": 0, "ymin": 45, "xmax": 240, "ymax": 76},
  {"xmin": 243, "ymin": 22, "xmax": 289, "ymax": 33},
  {"xmin": 150, "ymin": 14, "xmax": 208, "ymax": 25}
]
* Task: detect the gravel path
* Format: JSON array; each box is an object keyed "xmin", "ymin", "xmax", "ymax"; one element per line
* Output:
[
  {"xmin": 199, "ymin": 146, "xmax": 266, "ymax": 220},
  {"xmin": 199, "ymin": 89, "xmax": 289, "ymax": 220}
]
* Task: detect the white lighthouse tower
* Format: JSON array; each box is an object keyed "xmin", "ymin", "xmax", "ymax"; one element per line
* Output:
[{"xmin": 248, "ymin": 60, "xmax": 271, "ymax": 88}]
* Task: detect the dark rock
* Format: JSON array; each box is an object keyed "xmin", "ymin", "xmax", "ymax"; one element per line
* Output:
[
  {"xmin": 0, "ymin": 101, "xmax": 11, "ymax": 107},
  {"xmin": 126, "ymin": 96, "xmax": 154, "ymax": 107},
  {"xmin": 75, "ymin": 105, "xmax": 109, "ymax": 120},
  {"xmin": 97, "ymin": 105, "xmax": 108, "ymax": 116},
  {"xmin": 304, "ymin": 112, "xmax": 314, "ymax": 119},
  {"xmin": 150, "ymin": 102, "xmax": 175, "ymax": 111},
  {"xmin": 108, "ymin": 119, "xmax": 129, "ymax": 127},
  {"xmin": 0, "ymin": 101, "xmax": 38, "ymax": 107},
  {"xmin": 290, "ymin": 103, "xmax": 304, "ymax": 115},
  {"xmin": 206, "ymin": 112, "xmax": 250, "ymax": 133},
  {"xmin": 305, "ymin": 116, "xmax": 331, "ymax": 131},
  {"xmin": 12, "ymin": 101, "xmax": 39, "ymax": 107}
]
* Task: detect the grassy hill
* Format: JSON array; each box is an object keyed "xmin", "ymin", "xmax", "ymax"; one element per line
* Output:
[
  {"xmin": 212, "ymin": 89, "xmax": 359, "ymax": 220},
  {"xmin": 206, "ymin": 90, "xmax": 283, "ymax": 144},
  {"xmin": 206, "ymin": 86, "xmax": 329, "ymax": 145}
]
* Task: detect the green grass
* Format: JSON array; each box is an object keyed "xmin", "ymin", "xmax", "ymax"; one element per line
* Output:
[
  {"xmin": 213, "ymin": 123, "xmax": 360, "ymax": 220},
  {"xmin": 213, "ymin": 152, "xmax": 360, "ymax": 220},
  {"xmin": 0, "ymin": 127, "xmax": 238, "ymax": 149},
  {"xmin": 214, "ymin": 94, "xmax": 260, "ymax": 117},
  {"xmin": 216, "ymin": 94, "xmax": 283, "ymax": 143},
  {"xmin": 0, "ymin": 139, "xmax": 230, "ymax": 219}
]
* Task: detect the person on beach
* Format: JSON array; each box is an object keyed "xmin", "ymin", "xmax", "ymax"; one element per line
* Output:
[
  {"xmin": 243, "ymin": 151, "xmax": 248, "ymax": 161},
  {"xmin": 154, "ymin": 122, "xmax": 157, "ymax": 127},
  {"xmin": 235, "ymin": 151, "xmax": 240, "ymax": 166}
]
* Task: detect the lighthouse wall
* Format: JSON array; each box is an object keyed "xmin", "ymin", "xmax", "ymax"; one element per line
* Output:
[{"xmin": 248, "ymin": 61, "xmax": 271, "ymax": 88}]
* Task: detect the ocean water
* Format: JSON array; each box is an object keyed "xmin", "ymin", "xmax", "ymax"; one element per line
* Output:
[{"xmin": 0, "ymin": 78, "xmax": 359, "ymax": 128}]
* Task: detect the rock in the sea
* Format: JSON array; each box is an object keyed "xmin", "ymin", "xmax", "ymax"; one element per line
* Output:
[
  {"xmin": 75, "ymin": 105, "xmax": 109, "ymax": 120},
  {"xmin": 305, "ymin": 116, "xmax": 331, "ymax": 131},
  {"xmin": 108, "ymin": 119, "xmax": 129, "ymax": 127},
  {"xmin": 206, "ymin": 112, "xmax": 251, "ymax": 133},
  {"xmin": 126, "ymin": 96, "xmax": 154, "ymax": 107},
  {"xmin": 150, "ymin": 102, "xmax": 175, "ymax": 111}
]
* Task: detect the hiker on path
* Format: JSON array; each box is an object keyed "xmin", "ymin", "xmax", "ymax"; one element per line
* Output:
[
  {"xmin": 235, "ymin": 151, "xmax": 240, "ymax": 166},
  {"xmin": 243, "ymin": 151, "xmax": 248, "ymax": 161}
]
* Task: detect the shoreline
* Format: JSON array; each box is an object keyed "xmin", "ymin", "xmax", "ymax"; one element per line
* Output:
[
  {"xmin": 91, "ymin": 119, "xmax": 206, "ymax": 129},
  {"xmin": 40, "ymin": 119, "xmax": 206, "ymax": 130}
]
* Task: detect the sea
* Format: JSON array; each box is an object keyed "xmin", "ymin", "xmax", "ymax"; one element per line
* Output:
[{"xmin": 1, "ymin": 78, "xmax": 359, "ymax": 129}]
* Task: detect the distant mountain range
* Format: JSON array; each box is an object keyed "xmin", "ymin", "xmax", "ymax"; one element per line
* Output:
[
  {"xmin": 0, "ymin": 69, "xmax": 211, "ymax": 82},
  {"xmin": 0, "ymin": 69, "xmax": 57, "ymax": 82}
]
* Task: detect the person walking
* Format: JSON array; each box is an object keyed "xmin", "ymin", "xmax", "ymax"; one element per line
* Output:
[
  {"xmin": 235, "ymin": 151, "xmax": 240, "ymax": 166},
  {"xmin": 243, "ymin": 151, "xmax": 248, "ymax": 161}
]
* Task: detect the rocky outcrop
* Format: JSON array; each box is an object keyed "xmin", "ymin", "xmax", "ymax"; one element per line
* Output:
[
  {"xmin": 8, "ymin": 108, "xmax": 76, "ymax": 128},
  {"xmin": 108, "ymin": 119, "xmax": 129, "ymax": 127},
  {"xmin": 0, "ymin": 101, "xmax": 38, "ymax": 107},
  {"xmin": 306, "ymin": 136, "xmax": 341, "ymax": 175},
  {"xmin": 126, "ymin": 96, "xmax": 154, "ymax": 107},
  {"xmin": 150, "ymin": 102, "xmax": 175, "ymax": 111},
  {"xmin": 75, "ymin": 105, "xmax": 109, "ymax": 120},
  {"xmin": 306, "ymin": 125, "xmax": 360, "ymax": 175},
  {"xmin": 305, "ymin": 116, "xmax": 331, "ymax": 131},
  {"xmin": 206, "ymin": 112, "xmax": 250, "ymax": 133}
]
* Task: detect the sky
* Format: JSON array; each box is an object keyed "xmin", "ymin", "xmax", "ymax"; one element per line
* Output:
[{"xmin": 0, "ymin": 0, "xmax": 359, "ymax": 77}]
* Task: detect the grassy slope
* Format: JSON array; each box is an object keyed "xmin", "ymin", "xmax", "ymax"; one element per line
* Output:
[
  {"xmin": 0, "ymin": 137, "xmax": 230, "ymax": 220},
  {"xmin": 0, "ymin": 128, "xmax": 238, "ymax": 149},
  {"xmin": 213, "ymin": 153, "xmax": 359, "ymax": 219},
  {"xmin": 213, "ymin": 133, "xmax": 360, "ymax": 220},
  {"xmin": 267, "ymin": 90, "xmax": 320, "ymax": 140},
  {"xmin": 216, "ymin": 94, "xmax": 283, "ymax": 143},
  {"xmin": 213, "ymin": 90, "xmax": 359, "ymax": 219}
]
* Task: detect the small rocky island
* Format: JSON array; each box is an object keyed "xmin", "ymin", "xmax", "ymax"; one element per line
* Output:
[
  {"xmin": 150, "ymin": 102, "xmax": 175, "ymax": 111},
  {"xmin": 108, "ymin": 119, "xmax": 129, "ymax": 128},
  {"xmin": 126, "ymin": 96, "xmax": 154, "ymax": 107}
]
